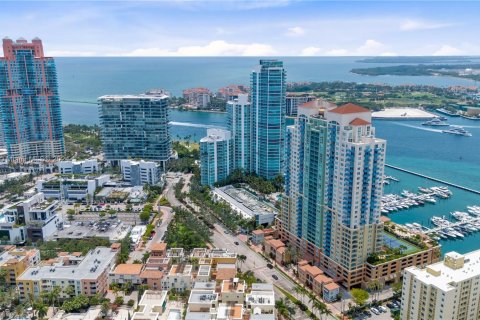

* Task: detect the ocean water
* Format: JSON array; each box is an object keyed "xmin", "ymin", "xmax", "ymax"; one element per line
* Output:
[{"xmin": 56, "ymin": 57, "xmax": 480, "ymax": 255}]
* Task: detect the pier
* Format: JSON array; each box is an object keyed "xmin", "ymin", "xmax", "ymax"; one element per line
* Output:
[{"xmin": 385, "ymin": 164, "xmax": 480, "ymax": 196}]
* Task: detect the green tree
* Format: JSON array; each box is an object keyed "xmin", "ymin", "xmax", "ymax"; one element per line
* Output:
[
  {"xmin": 275, "ymin": 298, "xmax": 296, "ymax": 320},
  {"xmin": 33, "ymin": 299, "xmax": 48, "ymax": 319},
  {"xmin": 237, "ymin": 254, "xmax": 247, "ymax": 269},
  {"xmin": 114, "ymin": 296, "xmax": 124, "ymax": 305},
  {"xmin": 101, "ymin": 300, "xmax": 110, "ymax": 317},
  {"xmin": 350, "ymin": 288, "xmax": 369, "ymax": 309}
]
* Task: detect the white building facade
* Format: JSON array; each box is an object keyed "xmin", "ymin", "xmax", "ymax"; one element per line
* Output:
[
  {"xmin": 120, "ymin": 159, "xmax": 161, "ymax": 186},
  {"xmin": 56, "ymin": 159, "xmax": 98, "ymax": 174}
]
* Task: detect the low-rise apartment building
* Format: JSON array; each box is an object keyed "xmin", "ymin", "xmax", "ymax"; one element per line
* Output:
[
  {"xmin": 132, "ymin": 290, "xmax": 168, "ymax": 320},
  {"xmin": 0, "ymin": 246, "xmax": 40, "ymax": 285},
  {"xmin": 56, "ymin": 159, "xmax": 99, "ymax": 174},
  {"xmin": 16, "ymin": 246, "xmax": 117, "ymax": 301},
  {"xmin": 36, "ymin": 174, "xmax": 110, "ymax": 201},
  {"xmin": 161, "ymin": 264, "xmax": 193, "ymax": 292},
  {"xmin": 245, "ymin": 283, "xmax": 276, "ymax": 317},
  {"xmin": 109, "ymin": 263, "xmax": 144, "ymax": 286},
  {"xmin": 219, "ymin": 279, "xmax": 245, "ymax": 304},
  {"xmin": 3, "ymin": 192, "xmax": 62, "ymax": 242},
  {"xmin": 120, "ymin": 159, "xmax": 162, "ymax": 186},
  {"xmin": 401, "ymin": 250, "xmax": 480, "ymax": 320}
]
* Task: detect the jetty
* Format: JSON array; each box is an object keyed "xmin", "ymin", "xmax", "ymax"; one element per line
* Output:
[{"xmin": 385, "ymin": 164, "xmax": 480, "ymax": 196}]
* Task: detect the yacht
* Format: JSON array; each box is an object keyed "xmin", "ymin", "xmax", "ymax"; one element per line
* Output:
[
  {"xmin": 442, "ymin": 126, "xmax": 473, "ymax": 137},
  {"xmin": 418, "ymin": 187, "xmax": 432, "ymax": 193},
  {"xmin": 422, "ymin": 118, "xmax": 449, "ymax": 126}
]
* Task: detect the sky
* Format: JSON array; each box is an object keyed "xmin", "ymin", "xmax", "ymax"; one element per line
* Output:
[{"xmin": 1, "ymin": 0, "xmax": 479, "ymax": 57}]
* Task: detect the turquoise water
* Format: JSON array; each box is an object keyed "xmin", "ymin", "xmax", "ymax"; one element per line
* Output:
[{"xmin": 56, "ymin": 57, "xmax": 480, "ymax": 255}]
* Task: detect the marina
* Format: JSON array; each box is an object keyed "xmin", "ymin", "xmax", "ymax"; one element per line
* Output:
[{"xmin": 381, "ymin": 186, "xmax": 452, "ymax": 214}]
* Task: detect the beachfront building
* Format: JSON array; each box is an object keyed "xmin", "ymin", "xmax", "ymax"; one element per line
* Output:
[
  {"xmin": 200, "ymin": 129, "xmax": 233, "ymax": 186},
  {"xmin": 120, "ymin": 159, "xmax": 161, "ymax": 186},
  {"xmin": 401, "ymin": 251, "xmax": 480, "ymax": 320},
  {"xmin": 251, "ymin": 60, "xmax": 287, "ymax": 180},
  {"xmin": 182, "ymin": 87, "xmax": 211, "ymax": 109},
  {"xmin": 217, "ymin": 84, "xmax": 248, "ymax": 101},
  {"xmin": 56, "ymin": 159, "xmax": 99, "ymax": 175},
  {"xmin": 279, "ymin": 103, "xmax": 386, "ymax": 288},
  {"xmin": 227, "ymin": 94, "xmax": 252, "ymax": 172},
  {"xmin": 98, "ymin": 94, "xmax": 171, "ymax": 169},
  {"xmin": 0, "ymin": 37, "xmax": 64, "ymax": 162},
  {"xmin": 285, "ymin": 93, "xmax": 315, "ymax": 117},
  {"xmin": 16, "ymin": 246, "xmax": 117, "ymax": 301}
]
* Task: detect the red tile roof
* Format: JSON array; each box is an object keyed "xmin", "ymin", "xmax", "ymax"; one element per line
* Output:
[
  {"xmin": 349, "ymin": 118, "xmax": 371, "ymax": 126},
  {"xmin": 330, "ymin": 103, "xmax": 370, "ymax": 115}
]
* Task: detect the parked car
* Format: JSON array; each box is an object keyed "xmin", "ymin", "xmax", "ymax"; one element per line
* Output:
[
  {"xmin": 266, "ymin": 263, "xmax": 273, "ymax": 269},
  {"xmin": 378, "ymin": 306, "xmax": 388, "ymax": 313},
  {"xmin": 234, "ymin": 241, "xmax": 239, "ymax": 245},
  {"xmin": 272, "ymin": 274, "xmax": 279, "ymax": 280},
  {"xmin": 362, "ymin": 310, "xmax": 372, "ymax": 317},
  {"xmin": 386, "ymin": 302, "xmax": 396, "ymax": 309},
  {"xmin": 370, "ymin": 307, "xmax": 380, "ymax": 315}
]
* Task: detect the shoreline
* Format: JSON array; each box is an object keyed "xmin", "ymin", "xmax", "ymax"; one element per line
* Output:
[{"xmin": 61, "ymin": 100, "xmax": 227, "ymax": 114}]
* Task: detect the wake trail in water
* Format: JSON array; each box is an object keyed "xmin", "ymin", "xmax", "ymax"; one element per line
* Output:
[
  {"xmin": 170, "ymin": 121, "xmax": 226, "ymax": 129},
  {"xmin": 393, "ymin": 122, "xmax": 443, "ymax": 133}
]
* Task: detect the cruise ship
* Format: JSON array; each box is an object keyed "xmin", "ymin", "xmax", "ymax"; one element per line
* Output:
[
  {"xmin": 421, "ymin": 118, "xmax": 449, "ymax": 127},
  {"xmin": 442, "ymin": 126, "xmax": 472, "ymax": 137}
]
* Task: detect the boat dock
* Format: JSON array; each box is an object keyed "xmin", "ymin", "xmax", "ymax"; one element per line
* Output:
[
  {"xmin": 385, "ymin": 164, "xmax": 480, "ymax": 196},
  {"xmin": 423, "ymin": 219, "xmax": 480, "ymax": 235}
]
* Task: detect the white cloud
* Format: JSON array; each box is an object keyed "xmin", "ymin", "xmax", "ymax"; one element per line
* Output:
[
  {"xmin": 324, "ymin": 49, "xmax": 349, "ymax": 56},
  {"xmin": 400, "ymin": 19, "xmax": 453, "ymax": 31},
  {"xmin": 285, "ymin": 26, "xmax": 305, "ymax": 37},
  {"xmin": 119, "ymin": 40, "xmax": 277, "ymax": 57},
  {"xmin": 356, "ymin": 39, "xmax": 385, "ymax": 55},
  {"xmin": 300, "ymin": 46, "xmax": 321, "ymax": 56},
  {"xmin": 433, "ymin": 45, "xmax": 462, "ymax": 56}
]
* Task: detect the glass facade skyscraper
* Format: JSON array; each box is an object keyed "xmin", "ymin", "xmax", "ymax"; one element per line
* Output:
[
  {"xmin": 200, "ymin": 129, "xmax": 233, "ymax": 186},
  {"xmin": 226, "ymin": 94, "xmax": 251, "ymax": 172},
  {"xmin": 98, "ymin": 94, "xmax": 171, "ymax": 168},
  {"xmin": 280, "ymin": 103, "xmax": 386, "ymax": 288},
  {"xmin": 251, "ymin": 60, "xmax": 286, "ymax": 180},
  {"xmin": 0, "ymin": 37, "xmax": 64, "ymax": 162}
]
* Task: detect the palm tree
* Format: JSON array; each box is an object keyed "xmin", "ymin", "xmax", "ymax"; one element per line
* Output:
[
  {"xmin": 237, "ymin": 254, "xmax": 247, "ymax": 269},
  {"xmin": 33, "ymin": 299, "xmax": 48, "ymax": 319},
  {"xmin": 275, "ymin": 298, "xmax": 296, "ymax": 320},
  {"xmin": 294, "ymin": 285, "xmax": 308, "ymax": 305}
]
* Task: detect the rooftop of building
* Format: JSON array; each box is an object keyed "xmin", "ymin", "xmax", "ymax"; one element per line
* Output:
[
  {"xmin": 166, "ymin": 248, "xmax": 185, "ymax": 258},
  {"xmin": 17, "ymin": 247, "xmax": 116, "ymax": 281},
  {"xmin": 314, "ymin": 274, "xmax": 333, "ymax": 284},
  {"xmin": 329, "ymin": 103, "xmax": 370, "ymax": 115},
  {"xmin": 251, "ymin": 283, "xmax": 274, "ymax": 291},
  {"xmin": 265, "ymin": 239, "xmax": 285, "ymax": 250},
  {"xmin": 149, "ymin": 242, "xmax": 167, "ymax": 252},
  {"xmin": 214, "ymin": 185, "xmax": 278, "ymax": 218},
  {"xmin": 197, "ymin": 264, "xmax": 211, "ymax": 277},
  {"xmin": 299, "ymin": 264, "xmax": 323, "ymax": 277},
  {"xmin": 188, "ymin": 290, "xmax": 218, "ymax": 304},
  {"xmin": 98, "ymin": 94, "xmax": 169, "ymax": 101},
  {"xmin": 324, "ymin": 282, "xmax": 340, "ymax": 291},
  {"xmin": 200, "ymin": 129, "xmax": 231, "ymax": 143},
  {"xmin": 191, "ymin": 248, "xmax": 208, "ymax": 258},
  {"xmin": 193, "ymin": 281, "xmax": 216, "ymax": 291},
  {"xmin": 221, "ymin": 279, "xmax": 245, "ymax": 293},
  {"xmin": 0, "ymin": 250, "xmax": 28, "ymax": 267},
  {"xmin": 406, "ymin": 250, "xmax": 480, "ymax": 292},
  {"xmin": 246, "ymin": 290, "xmax": 275, "ymax": 306},
  {"xmin": 349, "ymin": 117, "xmax": 371, "ymax": 126},
  {"xmin": 133, "ymin": 290, "xmax": 167, "ymax": 320},
  {"xmin": 185, "ymin": 312, "xmax": 211, "ymax": 320},
  {"xmin": 217, "ymin": 304, "xmax": 243, "ymax": 320},
  {"xmin": 250, "ymin": 314, "xmax": 276, "ymax": 320},
  {"xmin": 140, "ymin": 269, "xmax": 163, "ymax": 279},
  {"xmin": 168, "ymin": 264, "xmax": 193, "ymax": 276},
  {"xmin": 208, "ymin": 248, "xmax": 237, "ymax": 259}
]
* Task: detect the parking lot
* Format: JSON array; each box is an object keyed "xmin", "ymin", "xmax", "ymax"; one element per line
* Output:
[
  {"xmin": 352, "ymin": 300, "xmax": 400, "ymax": 320},
  {"xmin": 52, "ymin": 218, "xmax": 131, "ymax": 241}
]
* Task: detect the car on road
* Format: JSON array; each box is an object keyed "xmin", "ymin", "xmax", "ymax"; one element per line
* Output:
[
  {"xmin": 266, "ymin": 263, "xmax": 273, "ymax": 269},
  {"xmin": 370, "ymin": 307, "xmax": 380, "ymax": 315},
  {"xmin": 271, "ymin": 274, "xmax": 278, "ymax": 280},
  {"xmin": 362, "ymin": 310, "xmax": 372, "ymax": 317},
  {"xmin": 234, "ymin": 241, "xmax": 239, "ymax": 245}
]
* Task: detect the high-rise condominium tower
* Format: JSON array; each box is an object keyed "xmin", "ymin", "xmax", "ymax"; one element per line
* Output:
[
  {"xmin": 98, "ymin": 94, "xmax": 171, "ymax": 169},
  {"xmin": 280, "ymin": 103, "xmax": 386, "ymax": 288},
  {"xmin": 200, "ymin": 129, "xmax": 233, "ymax": 186},
  {"xmin": 0, "ymin": 37, "xmax": 64, "ymax": 161},
  {"xmin": 227, "ymin": 94, "xmax": 251, "ymax": 172},
  {"xmin": 251, "ymin": 60, "xmax": 286, "ymax": 180}
]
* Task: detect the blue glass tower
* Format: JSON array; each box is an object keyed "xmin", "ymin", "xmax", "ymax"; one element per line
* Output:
[
  {"xmin": 226, "ymin": 94, "xmax": 251, "ymax": 172},
  {"xmin": 251, "ymin": 60, "xmax": 286, "ymax": 180},
  {"xmin": 0, "ymin": 37, "xmax": 64, "ymax": 161},
  {"xmin": 200, "ymin": 129, "xmax": 233, "ymax": 186}
]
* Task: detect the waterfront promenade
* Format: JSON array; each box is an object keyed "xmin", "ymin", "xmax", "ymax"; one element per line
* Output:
[{"xmin": 386, "ymin": 164, "xmax": 480, "ymax": 196}]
